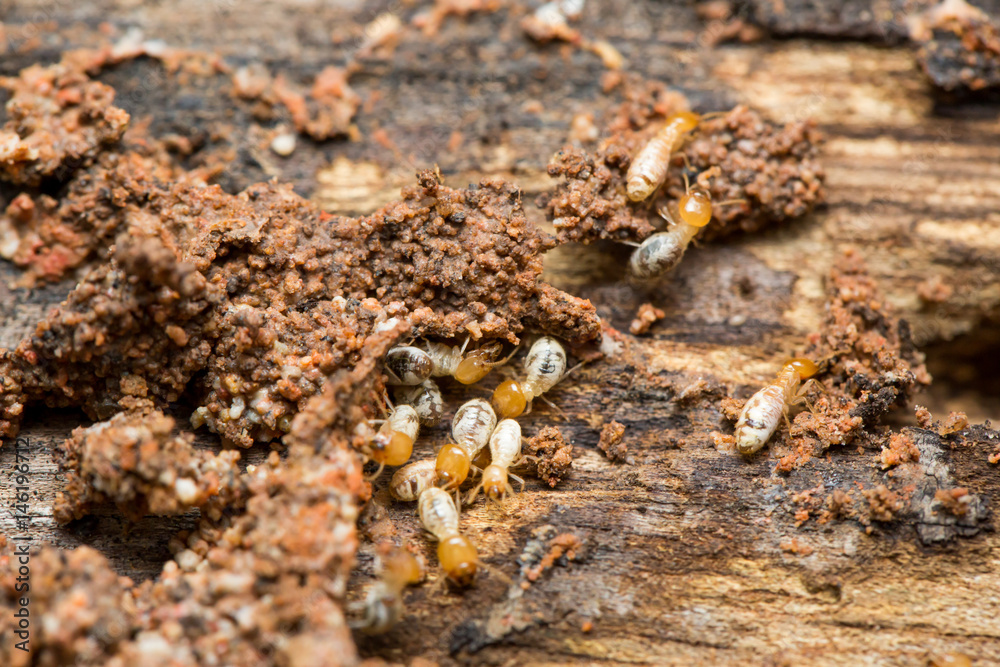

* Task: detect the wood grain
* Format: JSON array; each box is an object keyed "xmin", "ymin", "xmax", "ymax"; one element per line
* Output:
[{"xmin": 2, "ymin": 1, "xmax": 1000, "ymax": 665}]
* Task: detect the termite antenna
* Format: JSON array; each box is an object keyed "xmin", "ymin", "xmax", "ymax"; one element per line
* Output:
[
  {"xmin": 364, "ymin": 462, "xmax": 385, "ymax": 482},
  {"xmin": 538, "ymin": 395, "xmax": 569, "ymax": 421}
]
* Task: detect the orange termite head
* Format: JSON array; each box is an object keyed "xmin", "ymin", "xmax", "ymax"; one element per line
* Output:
[
  {"xmin": 481, "ymin": 464, "xmax": 509, "ymax": 501},
  {"xmin": 784, "ymin": 357, "xmax": 819, "ymax": 380},
  {"xmin": 374, "ymin": 424, "xmax": 414, "ymax": 466},
  {"xmin": 677, "ymin": 189, "xmax": 713, "ymax": 228},
  {"xmin": 437, "ymin": 534, "xmax": 478, "ymax": 587},
  {"xmin": 382, "ymin": 549, "xmax": 423, "ymax": 588},
  {"xmin": 435, "ymin": 443, "xmax": 471, "ymax": 489},
  {"xmin": 667, "ymin": 110, "xmax": 701, "ymax": 134},
  {"xmin": 492, "ymin": 379, "xmax": 527, "ymax": 419},
  {"xmin": 454, "ymin": 341, "xmax": 506, "ymax": 384}
]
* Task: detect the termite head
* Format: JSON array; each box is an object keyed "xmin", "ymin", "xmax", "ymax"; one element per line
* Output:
[
  {"xmin": 437, "ymin": 534, "xmax": 478, "ymax": 587},
  {"xmin": 381, "ymin": 549, "xmax": 423, "ymax": 589},
  {"xmin": 784, "ymin": 357, "xmax": 818, "ymax": 380},
  {"xmin": 677, "ymin": 189, "xmax": 713, "ymax": 227},
  {"xmin": 373, "ymin": 424, "xmax": 414, "ymax": 466},
  {"xmin": 482, "ymin": 464, "xmax": 510, "ymax": 502},
  {"xmin": 667, "ymin": 110, "xmax": 701, "ymax": 133},
  {"xmin": 436, "ymin": 443, "xmax": 471, "ymax": 489},
  {"xmin": 453, "ymin": 341, "xmax": 505, "ymax": 385},
  {"xmin": 492, "ymin": 379, "xmax": 528, "ymax": 419}
]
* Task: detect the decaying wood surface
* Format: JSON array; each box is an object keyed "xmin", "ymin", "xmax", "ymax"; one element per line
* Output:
[{"xmin": 1, "ymin": 1, "xmax": 1000, "ymax": 665}]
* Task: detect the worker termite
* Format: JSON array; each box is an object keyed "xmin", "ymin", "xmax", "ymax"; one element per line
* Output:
[
  {"xmin": 437, "ymin": 398, "xmax": 498, "ymax": 490},
  {"xmin": 389, "ymin": 459, "xmax": 439, "ymax": 502},
  {"xmin": 628, "ymin": 170, "xmax": 743, "ymax": 281},
  {"xmin": 393, "ymin": 379, "xmax": 444, "ymax": 426},
  {"xmin": 467, "ymin": 418, "xmax": 529, "ymax": 503},
  {"xmin": 424, "ymin": 339, "xmax": 517, "ymax": 385},
  {"xmin": 418, "ymin": 486, "xmax": 479, "ymax": 587},
  {"xmin": 366, "ymin": 402, "xmax": 420, "ymax": 478},
  {"xmin": 350, "ymin": 546, "xmax": 423, "ymax": 634},
  {"xmin": 734, "ymin": 358, "xmax": 820, "ymax": 455},
  {"xmin": 492, "ymin": 336, "xmax": 568, "ymax": 419},
  {"xmin": 384, "ymin": 346, "xmax": 434, "ymax": 385},
  {"xmin": 625, "ymin": 111, "xmax": 702, "ymax": 202}
]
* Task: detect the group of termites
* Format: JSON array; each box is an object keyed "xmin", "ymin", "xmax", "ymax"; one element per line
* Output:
[
  {"xmin": 354, "ymin": 108, "xmax": 824, "ymax": 631},
  {"xmin": 353, "ymin": 333, "xmax": 571, "ymax": 629},
  {"xmin": 625, "ymin": 110, "xmax": 823, "ymax": 453}
]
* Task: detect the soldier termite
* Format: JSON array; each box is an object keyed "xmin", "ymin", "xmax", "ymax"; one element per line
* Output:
[
  {"xmin": 734, "ymin": 358, "xmax": 820, "ymax": 455},
  {"xmin": 390, "ymin": 459, "xmax": 439, "ymax": 502},
  {"xmin": 437, "ymin": 398, "xmax": 498, "ymax": 491},
  {"xmin": 418, "ymin": 487, "xmax": 479, "ymax": 587},
  {"xmin": 393, "ymin": 379, "xmax": 444, "ymax": 426},
  {"xmin": 424, "ymin": 339, "xmax": 518, "ymax": 385},
  {"xmin": 628, "ymin": 170, "xmax": 744, "ymax": 280},
  {"xmin": 466, "ymin": 419, "xmax": 531, "ymax": 504},
  {"xmin": 626, "ymin": 111, "xmax": 702, "ymax": 202},
  {"xmin": 491, "ymin": 336, "xmax": 568, "ymax": 419},
  {"xmin": 350, "ymin": 546, "xmax": 423, "ymax": 635},
  {"xmin": 384, "ymin": 346, "xmax": 434, "ymax": 385}
]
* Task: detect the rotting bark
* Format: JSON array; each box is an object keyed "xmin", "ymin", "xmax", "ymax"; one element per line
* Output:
[{"xmin": 2, "ymin": 1, "xmax": 1000, "ymax": 666}]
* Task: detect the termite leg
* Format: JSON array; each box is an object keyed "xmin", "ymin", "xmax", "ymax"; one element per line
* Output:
[{"xmin": 509, "ymin": 473, "xmax": 526, "ymax": 493}]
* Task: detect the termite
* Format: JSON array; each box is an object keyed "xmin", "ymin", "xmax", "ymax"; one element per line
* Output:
[
  {"xmin": 424, "ymin": 339, "xmax": 517, "ymax": 385},
  {"xmin": 390, "ymin": 458, "xmax": 439, "ymax": 502},
  {"xmin": 491, "ymin": 336, "xmax": 568, "ymax": 419},
  {"xmin": 366, "ymin": 402, "xmax": 420, "ymax": 478},
  {"xmin": 734, "ymin": 358, "xmax": 820, "ymax": 455},
  {"xmin": 625, "ymin": 111, "xmax": 701, "ymax": 202},
  {"xmin": 418, "ymin": 486, "xmax": 479, "ymax": 586},
  {"xmin": 437, "ymin": 398, "xmax": 498, "ymax": 490},
  {"xmin": 351, "ymin": 547, "xmax": 423, "ymax": 634},
  {"xmin": 467, "ymin": 418, "xmax": 528, "ymax": 503},
  {"xmin": 628, "ymin": 170, "xmax": 744, "ymax": 280},
  {"xmin": 393, "ymin": 379, "xmax": 444, "ymax": 426},
  {"xmin": 384, "ymin": 346, "xmax": 434, "ymax": 385}
]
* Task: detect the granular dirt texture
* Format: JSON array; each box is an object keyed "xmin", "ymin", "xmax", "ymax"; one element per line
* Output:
[
  {"xmin": 916, "ymin": 9, "xmax": 1000, "ymax": 92},
  {"xmin": 0, "ymin": 169, "xmax": 600, "ymax": 441},
  {"xmin": 53, "ymin": 407, "xmax": 242, "ymax": 523},
  {"xmin": 731, "ymin": 249, "xmax": 930, "ymax": 472},
  {"xmin": 0, "ymin": 544, "xmax": 138, "ymax": 667},
  {"xmin": 524, "ymin": 425, "xmax": 574, "ymax": 487},
  {"xmin": 0, "ymin": 58, "xmax": 129, "ymax": 185},
  {"xmin": 0, "ymin": 147, "xmax": 193, "ymax": 286},
  {"xmin": 597, "ymin": 420, "xmax": 628, "ymax": 462},
  {"xmin": 542, "ymin": 103, "xmax": 825, "ymax": 246}
]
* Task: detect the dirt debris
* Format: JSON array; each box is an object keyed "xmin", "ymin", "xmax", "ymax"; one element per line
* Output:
[
  {"xmin": 0, "ymin": 147, "xmax": 199, "ymax": 285},
  {"xmin": 629, "ymin": 303, "xmax": 665, "ymax": 335},
  {"xmin": 0, "ymin": 167, "xmax": 600, "ymax": 441},
  {"xmin": 524, "ymin": 425, "xmax": 574, "ymax": 487},
  {"xmin": 541, "ymin": 102, "xmax": 825, "ymax": 246},
  {"xmin": 0, "ymin": 58, "xmax": 129, "ymax": 185},
  {"xmin": 879, "ymin": 431, "xmax": 921, "ymax": 470},
  {"xmin": 915, "ymin": 1, "xmax": 1000, "ymax": 92},
  {"xmin": 768, "ymin": 250, "xmax": 932, "ymax": 470},
  {"xmin": 0, "ymin": 545, "xmax": 138, "ymax": 667},
  {"xmin": 597, "ymin": 420, "xmax": 628, "ymax": 462},
  {"xmin": 53, "ymin": 407, "xmax": 242, "ymax": 523},
  {"xmin": 274, "ymin": 66, "xmax": 361, "ymax": 141},
  {"xmin": 863, "ymin": 484, "xmax": 905, "ymax": 523},
  {"xmin": 518, "ymin": 525, "xmax": 587, "ymax": 587},
  {"xmin": 934, "ymin": 487, "xmax": 972, "ymax": 517}
]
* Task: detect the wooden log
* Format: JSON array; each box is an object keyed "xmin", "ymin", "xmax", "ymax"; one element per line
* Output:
[{"xmin": 1, "ymin": 1, "xmax": 999, "ymax": 665}]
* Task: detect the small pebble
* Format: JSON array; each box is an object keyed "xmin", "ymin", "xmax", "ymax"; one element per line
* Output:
[{"xmin": 270, "ymin": 133, "xmax": 296, "ymax": 156}]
